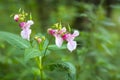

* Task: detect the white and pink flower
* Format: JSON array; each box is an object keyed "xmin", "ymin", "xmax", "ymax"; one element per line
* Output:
[
  {"xmin": 48, "ymin": 27, "xmax": 67, "ymax": 48},
  {"xmin": 62, "ymin": 30, "xmax": 79, "ymax": 52},
  {"xmin": 19, "ymin": 20, "xmax": 34, "ymax": 41},
  {"xmin": 48, "ymin": 27, "xmax": 79, "ymax": 52}
]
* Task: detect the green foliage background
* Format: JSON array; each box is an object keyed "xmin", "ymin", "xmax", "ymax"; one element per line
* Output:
[{"xmin": 0, "ymin": 0, "xmax": 120, "ymax": 80}]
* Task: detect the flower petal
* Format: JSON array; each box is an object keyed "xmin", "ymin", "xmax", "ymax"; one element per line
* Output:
[
  {"xmin": 24, "ymin": 20, "xmax": 34, "ymax": 29},
  {"xmin": 73, "ymin": 30, "xmax": 79, "ymax": 37},
  {"xmin": 55, "ymin": 35, "xmax": 63, "ymax": 47},
  {"xmin": 21, "ymin": 29, "xmax": 31, "ymax": 41},
  {"xmin": 19, "ymin": 22, "xmax": 26, "ymax": 29},
  {"xmin": 62, "ymin": 27, "xmax": 66, "ymax": 32},
  {"xmin": 27, "ymin": 20, "xmax": 34, "ymax": 25},
  {"xmin": 59, "ymin": 27, "xmax": 66, "ymax": 34},
  {"xmin": 67, "ymin": 40, "xmax": 77, "ymax": 52},
  {"xmin": 48, "ymin": 28, "xmax": 57, "ymax": 36}
]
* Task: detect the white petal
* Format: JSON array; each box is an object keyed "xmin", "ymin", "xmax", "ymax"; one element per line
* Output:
[
  {"xmin": 67, "ymin": 41, "xmax": 77, "ymax": 52},
  {"xmin": 24, "ymin": 20, "xmax": 34, "ymax": 29},
  {"xmin": 55, "ymin": 35, "xmax": 63, "ymax": 47},
  {"xmin": 73, "ymin": 30, "xmax": 79, "ymax": 37},
  {"xmin": 61, "ymin": 27, "xmax": 66, "ymax": 32},
  {"xmin": 27, "ymin": 20, "xmax": 34, "ymax": 25},
  {"xmin": 21, "ymin": 29, "xmax": 31, "ymax": 41}
]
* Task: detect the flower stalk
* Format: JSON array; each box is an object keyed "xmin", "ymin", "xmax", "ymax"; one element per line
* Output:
[{"xmin": 38, "ymin": 56, "xmax": 43, "ymax": 80}]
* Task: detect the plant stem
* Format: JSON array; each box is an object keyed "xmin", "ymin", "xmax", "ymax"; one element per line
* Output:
[
  {"xmin": 37, "ymin": 36, "xmax": 52, "ymax": 79},
  {"xmin": 38, "ymin": 56, "xmax": 43, "ymax": 80}
]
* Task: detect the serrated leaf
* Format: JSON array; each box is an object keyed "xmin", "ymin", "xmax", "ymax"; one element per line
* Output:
[
  {"xmin": 47, "ymin": 62, "xmax": 76, "ymax": 80},
  {"xmin": 24, "ymin": 48, "xmax": 42, "ymax": 62},
  {"xmin": 0, "ymin": 31, "xmax": 30, "ymax": 49}
]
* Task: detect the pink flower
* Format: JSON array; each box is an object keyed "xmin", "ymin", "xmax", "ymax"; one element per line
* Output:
[
  {"xmin": 54, "ymin": 34, "xmax": 63, "ymax": 47},
  {"xmin": 62, "ymin": 30, "xmax": 79, "ymax": 52},
  {"xmin": 48, "ymin": 26, "xmax": 79, "ymax": 52},
  {"xmin": 20, "ymin": 20, "xmax": 34, "ymax": 40},
  {"xmin": 54, "ymin": 27, "xmax": 66, "ymax": 47},
  {"xmin": 48, "ymin": 27, "xmax": 66, "ymax": 47},
  {"xmin": 14, "ymin": 14, "xmax": 19, "ymax": 22}
]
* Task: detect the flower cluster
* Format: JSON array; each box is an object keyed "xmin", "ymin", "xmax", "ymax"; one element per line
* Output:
[
  {"xmin": 13, "ymin": 11, "xmax": 34, "ymax": 41},
  {"xmin": 48, "ymin": 24, "xmax": 79, "ymax": 52},
  {"xmin": 13, "ymin": 10, "xmax": 79, "ymax": 52}
]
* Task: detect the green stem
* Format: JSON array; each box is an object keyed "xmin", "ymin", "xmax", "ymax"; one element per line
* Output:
[
  {"xmin": 37, "ymin": 36, "xmax": 52, "ymax": 80},
  {"xmin": 38, "ymin": 56, "xmax": 43, "ymax": 80}
]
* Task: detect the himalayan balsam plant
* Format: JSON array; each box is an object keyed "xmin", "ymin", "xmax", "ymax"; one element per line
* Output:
[{"xmin": 0, "ymin": 9, "xmax": 79, "ymax": 80}]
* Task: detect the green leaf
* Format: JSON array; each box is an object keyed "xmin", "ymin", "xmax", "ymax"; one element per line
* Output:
[
  {"xmin": 43, "ymin": 39, "xmax": 49, "ymax": 49},
  {"xmin": 24, "ymin": 48, "xmax": 42, "ymax": 62},
  {"xmin": 0, "ymin": 31, "xmax": 30, "ymax": 49},
  {"xmin": 47, "ymin": 62, "xmax": 76, "ymax": 80},
  {"xmin": 48, "ymin": 44, "xmax": 66, "ymax": 50},
  {"xmin": 30, "ymin": 13, "xmax": 32, "ymax": 20},
  {"xmin": 101, "ymin": 44, "xmax": 112, "ymax": 56},
  {"xmin": 78, "ymin": 13, "xmax": 87, "ymax": 17}
]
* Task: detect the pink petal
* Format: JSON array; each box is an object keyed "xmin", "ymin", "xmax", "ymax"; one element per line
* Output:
[
  {"xmin": 73, "ymin": 30, "xmax": 79, "ymax": 37},
  {"xmin": 65, "ymin": 34, "xmax": 73, "ymax": 41},
  {"xmin": 62, "ymin": 33, "xmax": 69, "ymax": 40},
  {"xmin": 55, "ymin": 35, "xmax": 63, "ymax": 47},
  {"xmin": 19, "ymin": 22, "xmax": 26, "ymax": 29},
  {"xmin": 67, "ymin": 41, "xmax": 77, "ymax": 52},
  {"xmin": 48, "ymin": 28, "xmax": 57, "ymax": 36},
  {"xmin": 24, "ymin": 20, "xmax": 34, "ymax": 29},
  {"xmin": 21, "ymin": 29, "xmax": 31, "ymax": 41}
]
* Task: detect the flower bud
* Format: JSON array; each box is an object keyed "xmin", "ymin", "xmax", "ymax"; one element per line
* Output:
[
  {"xmin": 19, "ymin": 17, "xmax": 24, "ymax": 21},
  {"xmin": 42, "ymin": 36, "xmax": 45, "ymax": 41},
  {"xmin": 37, "ymin": 38, "xmax": 42, "ymax": 44},
  {"xmin": 34, "ymin": 37, "xmax": 42, "ymax": 44},
  {"xmin": 14, "ymin": 14, "xmax": 19, "ymax": 22}
]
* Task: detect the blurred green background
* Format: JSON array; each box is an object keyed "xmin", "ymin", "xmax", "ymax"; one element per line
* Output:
[{"xmin": 0, "ymin": 0, "xmax": 120, "ymax": 80}]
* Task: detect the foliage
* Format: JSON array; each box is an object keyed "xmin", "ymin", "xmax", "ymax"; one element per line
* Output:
[{"xmin": 0, "ymin": 0, "xmax": 120, "ymax": 80}]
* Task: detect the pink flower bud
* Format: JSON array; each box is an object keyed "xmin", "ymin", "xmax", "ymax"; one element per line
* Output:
[
  {"xmin": 35, "ymin": 37, "xmax": 43, "ymax": 44},
  {"xmin": 37, "ymin": 38, "xmax": 42, "ymax": 44},
  {"xmin": 14, "ymin": 14, "xmax": 19, "ymax": 22}
]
